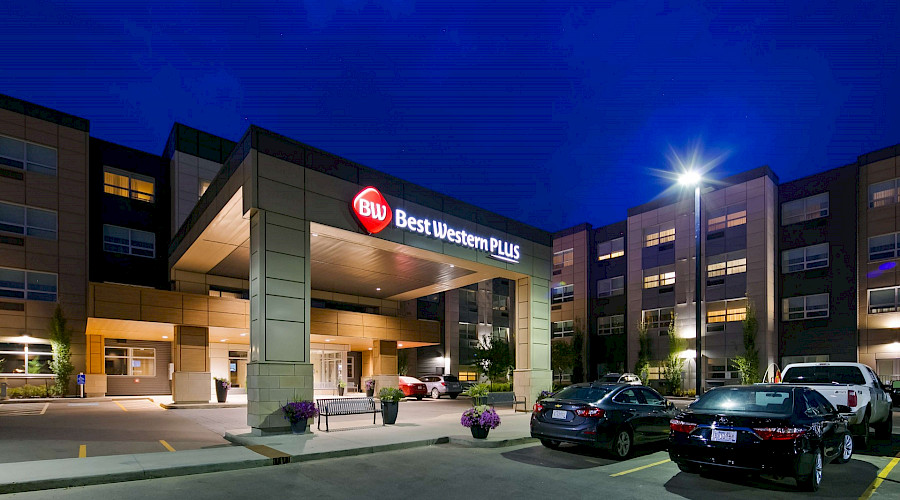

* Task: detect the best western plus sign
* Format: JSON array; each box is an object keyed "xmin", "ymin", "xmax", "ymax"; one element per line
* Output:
[{"xmin": 352, "ymin": 186, "xmax": 393, "ymax": 234}]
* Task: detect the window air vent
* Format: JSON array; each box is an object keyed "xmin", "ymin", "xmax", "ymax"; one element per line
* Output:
[
  {"xmin": 552, "ymin": 269, "xmax": 562, "ymax": 275},
  {"xmin": 0, "ymin": 235, "xmax": 24, "ymax": 246},
  {"xmin": 659, "ymin": 242, "xmax": 674, "ymax": 251},
  {"xmin": 551, "ymin": 305, "xmax": 562, "ymax": 311},
  {"xmin": 707, "ymin": 278, "xmax": 725, "ymax": 287},
  {"xmin": 0, "ymin": 168, "xmax": 24, "ymax": 181},
  {"xmin": 0, "ymin": 301, "xmax": 25, "ymax": 311},
  {"xmin": 707, "ymin": 230, "xmax": 724, "ymax": 240},
  {"xmin": 658, "ymin": 286, "xmax": 674, "ymax": 294}
]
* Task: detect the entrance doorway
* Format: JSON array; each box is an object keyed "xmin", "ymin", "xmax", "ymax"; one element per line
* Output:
[
  {"xmin": 229, "ymin": 350, "xmax": 248, "ymax": 389},
  {"xmin": 312, "ymin": 345, "xmax": 348, "ymax": 392}
]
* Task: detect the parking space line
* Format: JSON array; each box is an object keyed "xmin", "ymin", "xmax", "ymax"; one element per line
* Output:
[
  {"xmin": 78, "ymin": 445, "xmax": 86, "ymax": 458},
  {"xmin": 159, "ymin": 440, "xmax": 176, "ymax": 452},
  {"xmin": 859, "ymin": 455, "xmax": 900, "ymax": 500},
  {"xmin": 610, "ymin": 459, "xmax": 671, "ymax": 477},
  {"xmin": 40, "ymin": 403, "xmax": 49, "ymax": 415},
  {"xmin": 114, "ymin": 401, "xmax": 128, "ymax": 412}
]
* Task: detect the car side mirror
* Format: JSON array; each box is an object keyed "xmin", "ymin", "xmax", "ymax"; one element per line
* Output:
[
  {"xmin": 836, "ymin": 404, "xmax": 851, "ymax": 414},
  {"xmin": 667, "ymin": 401, "xmax": 676, "ymax": 410}
]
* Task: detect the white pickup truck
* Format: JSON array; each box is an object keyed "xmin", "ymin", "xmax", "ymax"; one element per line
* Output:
[{"xmin": 780, "ymin": 362, "xmax": 893, "ymax": 447}]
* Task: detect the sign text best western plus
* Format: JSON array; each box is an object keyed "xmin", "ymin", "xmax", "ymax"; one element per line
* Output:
[{"xmin": 394, "ymin": 209, "xmax": 520, "ymax": 263}]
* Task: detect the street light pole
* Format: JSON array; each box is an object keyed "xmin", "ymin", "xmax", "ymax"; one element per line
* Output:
[{"xmin": 693, "ymin": 184, "xmax": 703, "ymax": 396}]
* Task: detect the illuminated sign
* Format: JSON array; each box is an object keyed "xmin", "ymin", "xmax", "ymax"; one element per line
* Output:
[{"xmin": 351, "ymin": 186, "xmax": 520, "ymax": 263}]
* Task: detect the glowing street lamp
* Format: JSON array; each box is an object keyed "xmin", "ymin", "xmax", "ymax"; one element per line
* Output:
[{"xmin": 679, "ymin": 170, "xmax": 703, "ymax": 395}]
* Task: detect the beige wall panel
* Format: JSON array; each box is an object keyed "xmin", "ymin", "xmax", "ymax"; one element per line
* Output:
[
  {"xmin": 310, "ymin": 321, "xmax": 337, "ymax": 336},
  {"xmin": 27, "ymin": 238, "xmax": 59, "ymax": 257},
  {"xmin": 208, "ymin": 297, "xmax": 244, "ymax": 314},
  {"xmin": 362, "ymin": 314, "xmax": 386, "ymax": 328},
  {"xmin": 94, "ymin": 283, "xmax": 142, "ymax": 304},
  {"xmin": 142, "ymin": 290, "xmax": 183, "ymax": 309},
  {"xmin": 0, "ymin": 312, "xmax": 26, "ymax": 330},
  {"xmin": 182, "ymin": 309, "xmax": 209, "ymax": 326},
  {"xmin": 141, "ymin": 306, "xmax": 182, "ymax": 324},
  {"xmin": 865, "ymin": 160, "xmax": 896, "ymax": 183},
  {"xmin": 0, "ymin": 108, "xmax": 26, "ymax": 126},
  {"xmin": 337, "ymin": 311, "xmax": 363, "ymax": 326},
  {"xmin": 0, "ymin": 245, "xmax": 26, "ymax": 268},
  {"xmin": 338, "ymin": 322, "xmax": 364, "ymax": 338},
  {"xmin": 310, "ymin": 308, "xmax": 338, "ymax": 324},
  {"xmin": 0, "ymin": 178, "xmax": 25, "ymax": 204},
  {"xmin": 182, "ymin": 295, "xmax": 209, "ymax": 311},
  {"xmin": 385, "ymin": 317, "xmax": 401, "ymax": 330},
  {"xmin": 25, "ymin": 253, "xmax": 58, "ymax": 273},
  {"xmin": 208, "ymin": 312, "xmax": 246, "ymax": 328},
  {"xmin": 24, "ymin": 186, "xmax": 59, "ymax": 210}
]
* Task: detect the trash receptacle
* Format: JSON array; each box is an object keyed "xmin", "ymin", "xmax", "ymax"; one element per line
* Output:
[{"xmin": 1, "ymin": 382, "xmax": 7, "ymax": 399}]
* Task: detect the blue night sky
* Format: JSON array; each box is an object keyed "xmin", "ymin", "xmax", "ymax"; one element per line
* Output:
[{"xmin": 2, "ymin": 1, "xmax": 899, "ymax": 232}]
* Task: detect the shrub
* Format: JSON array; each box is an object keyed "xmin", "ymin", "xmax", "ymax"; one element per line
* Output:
[
  {"xmin": 489, "ymin": 382, "xmax": 512, "ymax": 392},
  {"xmin": 462, "ymin": 383, "xmax": 489, "ymax": 399},
  {"xmin": 460, "ymin": 405, "xmax": 501, "ymax": 429},
  {"xmin": 8, "ymin": 384, "xmax": 53, "ymax": 399},
  {"xmin": 378, "ymin": 387, "xmax": 405, "ymax": 403}
]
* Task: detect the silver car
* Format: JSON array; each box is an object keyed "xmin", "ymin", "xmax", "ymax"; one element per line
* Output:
[
  {"xmin": 420, "ymin": 374, "xmax": 463, "ymax": 399},
  {"xmin": 599, "ymin": 373, "xmax": 642, "ymax": 385}
]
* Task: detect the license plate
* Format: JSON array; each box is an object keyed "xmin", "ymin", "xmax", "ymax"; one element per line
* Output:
[
  {"xmin": 711, "ymin": 429, "xmax": 737, "ymax": 443},
  {"xmin": 551, "ymin": 409, "xmax": 567, "ymax": 420}
]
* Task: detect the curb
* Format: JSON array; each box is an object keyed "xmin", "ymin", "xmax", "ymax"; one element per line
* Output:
[
  {"xmin": 448, "ymin": 435, "xmax": 538, "ymax": 448},
  {"xmin": 160, "ymin": 402, "xmax": 247, "ymax": 409},
  {"xmin": 224, "ymin": 432, "xmax": 450, "ymax": 462}
]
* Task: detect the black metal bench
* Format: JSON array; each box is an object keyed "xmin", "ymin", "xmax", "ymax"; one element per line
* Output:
[
  {"xmin": 485, "ymin": 391, "xmax": 528, "ymax": 412},
  {"xmin": 316, "ymin": 397, "xmax": 381, "ymax": 431}
]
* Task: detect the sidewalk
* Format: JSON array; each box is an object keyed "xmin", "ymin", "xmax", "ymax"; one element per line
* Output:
[{"xmin": 0, "ymin": 408, "xmax": 535, "ymax": 494}]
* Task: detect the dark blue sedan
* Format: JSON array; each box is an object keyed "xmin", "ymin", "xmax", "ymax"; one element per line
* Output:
[{"xmin": 530, "ymin": 383, "xmax": 677, "ymax": 459}]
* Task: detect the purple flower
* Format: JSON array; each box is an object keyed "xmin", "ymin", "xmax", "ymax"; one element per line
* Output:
[
  {"xmin": 281, "ymin": 400, "xmax": 319, "ymax": 423},
  {"xmin": 365, "ymin": 379, "xmax": 376, "ymax": 390},
  {"xmin": 460, "ymin": 405, "xmax": 501, "ymax": 430}
]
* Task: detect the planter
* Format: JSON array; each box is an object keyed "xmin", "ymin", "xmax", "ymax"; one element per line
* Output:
[
  {"xmin": 215, "ymin": 383, "xmax": 228, "ymax": 403},
  {"xmin": 338, "ymin": 386, "xmax": 345, "ymax": 396},
  {"xmin": 290, "ymin": 419, "xmax": 309, "ymax": 434},
  {"xmin": 366, "ymin": 389, "xmax": 374, "ymax": 398},
  {"xmin": 470, "ymin": 426, "xmax": 489, "ymax": 439},
  {"xmin": 382, "ymin": 401, "xmax": 399, "ymax": 424}
]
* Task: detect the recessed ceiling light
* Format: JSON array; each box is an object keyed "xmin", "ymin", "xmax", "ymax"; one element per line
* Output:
[
  {"xmin": 312, "ymin": 233, "xmax": 318, "ymax": 237},
  {"xmin": 398, "ymin": 343, "xmax": 403, "ymax": 347},
  {"xmin": 368, "ymin": 347, "xmax": 373, "ymax": 350},
  {"xmin": 449, "ymin": 264, "xmax": 454, "ymax": 268},
  {"xmin": 220, "ymin": 339, "xmax": 227, "ymax": 342},
  {"xmin": 325, "ymin": 339, "xmax": 331, "ymax": 342},
  {"xmin": 240, "ymin": 333, "xmax": 246, "ymax": 337},
  {"xmin": 376, "ymin": 287, "xmax": 381, "ymax": 291},
  {"xmin": 162, "ymin": 336, "xmax": 169, "ymax": 339}
]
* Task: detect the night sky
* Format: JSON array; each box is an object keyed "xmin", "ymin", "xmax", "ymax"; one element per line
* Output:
[{"xmin": 2, "ymin": 1, "xmax": 899, "ymax": 232}]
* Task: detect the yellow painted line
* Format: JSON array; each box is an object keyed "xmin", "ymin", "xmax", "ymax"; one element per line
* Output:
[
  {"xmin": 159, "ymin": 440, "xmax": 176, "ymax": 452},
  {"xmin": 610, "ymin": 459, "xmax": 671, "ymax": 477},
  {"xmin": 78, "ymin": 445, "xmax": 86, "ymax": 458},
  {"xmin": 859, "ymin": 455, "xmax": 900, "ymax": 500},
  {"xmin": 114, "ymin": 401, "xmax": 128, "ymax": 412},
  {"xmin": 40, "ymin": 403, "xmax": 49, "ymax": 415}
]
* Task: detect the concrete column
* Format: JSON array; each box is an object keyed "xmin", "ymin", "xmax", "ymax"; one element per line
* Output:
[
  {"xmin": 83, "ymin": 334, "xmax": 106, "ymax": 397},
  {"xmin": 513, "ymin": 276, "xmax": 552, "ymax": 407},
  {"xmin": 172, "ymin": 325, "xmax": 210, "ymax": 403},
  {"xmin": 371, "ymin": 340, "xmax": 399, "ymax": 391},
  {"xmin": 247, "ymin": 210, "xmax": 313, "ymax": 434}
]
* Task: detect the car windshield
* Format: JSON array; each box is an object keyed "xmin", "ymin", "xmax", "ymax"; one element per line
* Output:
[
  {"xmin": 443, "ymin": 375, "xmax": 458, "ymax": 382},
  {"xmin": 552, "ymin": 385, "xmax": 610, "ymax": 402},
  {"xmin": 691, "ymin": 388, "xmax": 794, "ymax": 415},
  {"xmin": 782, "ymin": 366, "xmax": 865, "ymax": 385}
]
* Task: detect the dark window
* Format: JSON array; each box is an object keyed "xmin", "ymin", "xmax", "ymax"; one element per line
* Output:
[
  {"xmin": 781, "ymin": 366, "xmax": 865, "ymax": 385},
  {"xmin": 691, "ymin": 387, "xmax": 793, "ymax": 414},
  {"xmin": 552, "ymin": 385, "xmax": 610, "ymax": 403}
]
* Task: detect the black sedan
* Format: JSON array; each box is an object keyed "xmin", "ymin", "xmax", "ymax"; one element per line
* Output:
[
  {"xmin": 530, "ymin": 383, "xmax": 677, "ymax": 459},
  {"xmin": 668, "ymin": 385, "xmax": 853, "ymax": 492}
]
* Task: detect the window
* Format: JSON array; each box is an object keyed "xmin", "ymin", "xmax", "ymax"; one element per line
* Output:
[
  {"xmin": 552, "ymin": 320, "xmax": 574, "ymax": 338},
  {"xmin": 0, "ymin": 202, "xmax": 57, "ymax": 239},
  {"xmin": 707, "ymin": 251, "xmax": 747, "ymax": 281},
  {"xmin": 782, "ymin": 293, "xmax": 829, "ymax": 320},
  {"xmin": 868, "ymin": 178, "xmax": 900, "ymax": 208},
  {"xmin": 103, "ymin": 167, "xmax": 155, "ymax": 203},
  {"xmin": 644, "ymin": 224, "xmax": 675, "ymax": 247},
  {"xmin": 781, "ymin": 193, "xmax": 829, "ymax": 225},
  {"xmin": 0, "ymin": 135, "xmax": 57, "ymax": 175},
  {"xmin": 0, "ymin": 341, "xmax": 52, "ymax": 374},
  {"xmin": 706, "ymin": 299, "xmax": 747, "ymax": 330},
  {"xmin": 598, "ymin": 315, "xmax": 625, "ymax": 335},
  {"xmin": 597, "ymin": 276, "xmax": 624, "ymax": 297},
  {"xmin": 782, "ymin": 243, "xmax": 829, "ymax": 273},
  {"xmin": 642, "ymin": 307, "xmax": 674, "ymax": 332},
  {"xmin": 553, "ymin": 248, "xmax": 573, "ymax": 268},
  {"xmin": 597, "ymin": 237, "xmax": 624, "ymax": 261},
  {"xmin": 104, "ymin": 347, "xmax": 156, "ymax": 376},
  {"xmin": 0, "ymin": 267, "xmax": 57, "ymax": 302},
  {"xmin": 643, "ymin": 266, "xmax": 675, "ymax": 289},
  {"xmin": 869, "ymin": 287, "xmax": 900, "ymax": 314},
  {"xmin": 103, "ymin": 225, "xmax": 156, "ymax": 258},
  {"xmin": 869, "ymin": 232, "xmax": 900, "ymax": 261},
  {"xmin": 708, "ymin": 202, "xmax": 747, "ymax": 232},
  {"xmin": 551, "ymin": 284, "xmax": 574, "ymax": 303}
]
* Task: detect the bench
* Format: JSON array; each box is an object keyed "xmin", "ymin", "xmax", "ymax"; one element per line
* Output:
[
  {"xmin": 316, "ymin": 397, "xmax": 381, "ymax": 431},
  {"xmin": 485, "ymin": 392, "xmax": 528, "ymax": 412}
]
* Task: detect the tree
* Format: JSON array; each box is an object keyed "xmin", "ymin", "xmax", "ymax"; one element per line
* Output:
[
  {"xmin": 634, "ymin": 320, "xmax": 651, "ymax": 384},
  {"xmin": 49, "ymin": 305, "xmax": 74, "ymax": 396},
  {"xmin": 732, "ymin": 299, "xmax": 760, "ymax": 384},
  {"xmin": 662, "ymin": 313, "xmax": 685, "ymax": 395},
  {"xmin": 472, "ymin": 336, "xmax": 515, "ymax": 389},
  {"xmin": 550, "ymin": 340, "xmax": 575, "ymax": 385}
]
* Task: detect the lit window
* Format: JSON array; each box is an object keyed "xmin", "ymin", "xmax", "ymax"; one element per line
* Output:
[
  {"xmin": 707, "ymin": 251, "xmax": 746, "ymax": 282},
  {"xmin": 0, "ymin": 341, "xmax": 52, "ymax": 374},
  {"xmin": 868, "ymin": 179, "xmax": 900, "ymax": 208},
  {"xmin": 644, "ymin": 224, "xmax": 675, "ymax": 247},
  {"xmin": 0, "ymin": 202, "xmax": 57, "ymax": 240},
  {"xmin": 103, "ymin": 225, "xmax": 156, "ymax": 258},
  {"xmin": 597, "ymin": 276, "xmax": 624, "ymax": 297},
  {"xmin": 869, "ymin": 287, "xmax": 900, "ymax": 314},
  {"xmin": 597, "ymin": 237, "xmax": 624, "ymax": 261},
  {"xmin": 643, "ymin": 266, "xmax": 675, "ymax": 289},
  {"xmin": 551, "ymin": 285, "xmax": 574, "ymax": 304},
  {"xmin": 597, "ymin": 315, "xmax": 625, "ymax": 335},
  {"xmin": 641, "ymin": 307, "xmax": 674, "ymax": 333},
  {"xmin": 105, "ymin": 347, "xmax": 156, "ymax": 376},
  {"xmin": 0, "ymin": 135, "xmax": 57, "ymax": 175},
  {"xmin": 782, "ymin": 293, "xmax": 829, "ymax": 321},
  {"xmin": 553, "ymin": 248, "xmax": 574, "ymax": 268},
  {"xmin": 782, "ymin": 243, "xmax": 829, "ymax": 273},
  {"xmin": 0, "ymin": 267, "xmax": 57, "ymax": 302},
  {"xmin": 781, "ymin": 193, "xmax": 829, "ymax": 225},
  {"xmin": 708, "ymin": 203, "xmax": 747, "ymax": 232},
  {"xmin": 706, "ymin": 300, "xmax": 748, "ymax": 327},
  {"xmin": 869, "ymin": 233, "xmax": 900, "ymax": 261},
  {"xmin": 104, "ymin": 167, "xmax": 155, "ymax": 203},
  {"xmin": 552, "ymin": 320, "xmax": 574, "ymax": 338}
]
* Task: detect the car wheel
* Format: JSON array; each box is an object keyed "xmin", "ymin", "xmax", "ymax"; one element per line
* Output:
[
  {"xmin": 854, "ymin": 413, "xmax": 870, "ymax": 449},
  {"xmin": 431, "ymin": 388, "xmax": 440, "ymax": 399},
  {"xmin": 416, "ymin": 395, "xmax": 423, "ymax": 401},
  {"xmin": 875, "ymin": 410, "xmax": 892, "ymax": 439},
  {"xmin": 450, "ymin": 394, "xmax": 459, "ymax": 399},
  {"xmin": 797, "ymin": 448, "xmax": 823, "ymax": 492},
  {"xmin": 834, "ymin": 432, "xmax": 853, "ymax": 464},
  {"xmin": 540, "ymin": 439, "xmax": 560, "ymax": 449},
  {"xmin": 610, "ymin": 427, "xmax": 633, "ymax": 460},
  {"xmin": 677, "ymin": 463, "xmax": 699, "ymax": 474}
]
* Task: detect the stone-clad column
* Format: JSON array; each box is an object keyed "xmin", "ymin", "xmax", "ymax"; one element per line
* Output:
[
  {"xmin": 513, "ymin": 276, "xmax": 552, "ymax": 407},
  {"xmin": 371, "ymin": 340, "xmax": 399, "ymax": 392},
  {"xmin": 247, "ymin": 209, "xmax": 313, "ymax": 434}
]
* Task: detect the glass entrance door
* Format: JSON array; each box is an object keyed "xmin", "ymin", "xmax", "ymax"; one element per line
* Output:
[
  {"xmin": 312, "ymin": 349, "xmax": 346, "ymax": 391},
  {"xmin": 228, "ymin": 350, "xmax": 248, "ymax": 388}
]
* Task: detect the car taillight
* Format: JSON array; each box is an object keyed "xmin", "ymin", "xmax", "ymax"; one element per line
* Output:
[
  {"xmin": 575, "ymin": 407, "xmax": 605, "ymax": 418},
  {"xmin": 848, "ymin": 390, "xmax": 857, "ymax": 407},
  {"xmin": 441, "ymin": 382, "xmax": 446, "ymax": 386},
  {"xmin": 670, "ymin": 419, "xmax": 699, "ymax": 434},
  {"xmin": 753, "ymin": 427, "xmax": 806, "ymax": 440},
  {"xmin": 533, "ymin": 403, "xmax": 544, "ymax": 413}
]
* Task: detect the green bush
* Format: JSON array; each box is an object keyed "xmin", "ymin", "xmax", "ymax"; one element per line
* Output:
[
  {"xmin": 7, "ymin": 384, "xmax": 54, "ymax": 399},
  {"xmin": 463, "ymin": 383, "xmax": 490, "ymax": 399},
  {"xmin": 489, "ymin": 382, "xmax": 512, "ymax": 392},
  {"xmin": 378, "ymin": 387, "xmax": 405, "ymax": 403}
]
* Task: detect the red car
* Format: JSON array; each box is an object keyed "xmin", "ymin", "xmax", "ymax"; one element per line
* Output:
[{"xmin": 399, "ymin": 376, "xmax": 427, "ymax": 400}]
